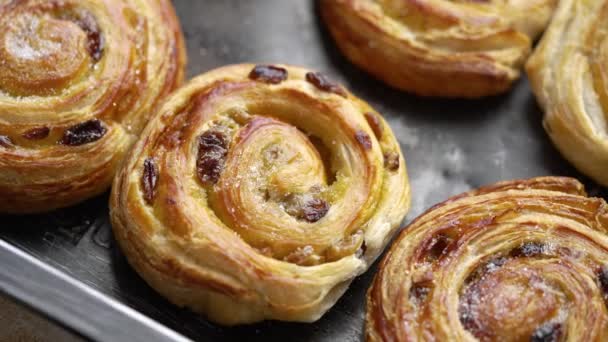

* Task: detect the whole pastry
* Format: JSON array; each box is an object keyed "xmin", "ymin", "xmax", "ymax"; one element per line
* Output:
[
  {"xmin": 0, "ymin": 0, "xmax": 186, "ymax": 213},
  {"xmin": 320, "ymin": 0, "xmax": 556, "ymax": 98},
  {"xmin": 527, "ymin": 0, "xmax": 608, "ymax": 187},
  {"xmin": 110, "ymin": 64, "xmax": 411, "ymax": 325},
  {"xmin": 367, "ymin": 176, "xmax": 608, "ymax": 341}
]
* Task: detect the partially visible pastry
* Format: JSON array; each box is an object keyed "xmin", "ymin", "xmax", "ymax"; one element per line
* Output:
[
  {"xmin": 367, "ymin": 176, "xmax": 608, "ymax": 341},
  {"xmin": 321, "ymin": 0, "xmax": 556, "ymax": 98},
  {"xmin": 110, "ymin": 64, "xmax": 411, "ymax": 325},
  {"xmin": 527, "ymin": 0, "xmax": 608, "ymax": 187},
  {"xmin": 0, "ymin": 0, "xmax": 186, "ymax": 213}
]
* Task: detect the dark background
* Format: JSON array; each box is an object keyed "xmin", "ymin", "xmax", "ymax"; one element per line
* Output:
[{"xmin": 1, "ymin": 1, "xmax": 603, "ymax": 341}]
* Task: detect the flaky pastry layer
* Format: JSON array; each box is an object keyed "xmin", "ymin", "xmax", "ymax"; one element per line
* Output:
[
  {"xmin": 110, "ymin": 64, "xmax": 411, "ymax": 325},
  {"xmin": 321, "ymin": 0, "xmax": 556, "ymax": 98},
  {"xmin": 367, "ymin": 176, "xmax": 608, "ymax": 341},
  {"xmin": 0, "ymin": 0, "xmax": 186, "ymax": 213},
  {"xmin": 527, "ymin": 0, "xmax": 608, "ymax": 187}
]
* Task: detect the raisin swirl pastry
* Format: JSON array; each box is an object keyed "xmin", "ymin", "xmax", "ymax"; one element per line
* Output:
[
  {"xmin": 0, "ymin": 0, "xmax": 186, "ymax": 213},
  {"xmin": 526, "ymin": 0, "xmax": 608, "ymax": 187},
  {"xmin": 320, "ymin": 0, "xmax": 556, "ymax": 98},
  {"xmin": 367, "ymin": 176, "xmax": 608, "ymax": 341},
  {"xmin": 110, "ymin": 64, "xmax": 411, "ymax": 325}
]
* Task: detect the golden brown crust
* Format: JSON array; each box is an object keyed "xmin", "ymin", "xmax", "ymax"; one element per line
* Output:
[
  {"xmin": 110, "ymin": 64, "xmax": 411, "ymax": 325},
  {"xmin": 526, "ymin": 0, "xmax": 608, "ymax": 187},
  {"xmin": 0, "ymin": 0, "xmax": 186, "ymax": 213},
  {"xmin": 321, "ymin": 0, "xmax": 556, "ymax": 98},
  {"xmin": 366, "ymin": 176, "xmax": 608, "ymax": 341}
]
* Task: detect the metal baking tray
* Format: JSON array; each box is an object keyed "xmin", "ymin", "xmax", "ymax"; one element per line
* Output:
[{"xmin": 1, "ymin": 1, "xmax": 605, "ymax": 341}]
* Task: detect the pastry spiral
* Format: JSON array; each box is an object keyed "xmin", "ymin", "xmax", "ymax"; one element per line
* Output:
[
  {"xmin": 320, "ymin": 0, "xmax": 556, "ymax": 98},
  {"xmin": 110, "ymin": 64, "xmax": 411, "ymax": 325},
  {"xmin": 526, "ymin": 0, "xmax": 608, "ymax": 187},
  {"xmin": 0, "ymin": 0, "xmax": 186, "ymax": 213},
  {"xmin": 366, "ymin": 176, "xmax": 608, "ymax": 341}
]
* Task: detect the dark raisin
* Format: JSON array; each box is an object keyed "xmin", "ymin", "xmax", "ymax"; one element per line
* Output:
[
  {"xmin": 364, "ymin": 112, "xmax": 383, "ymax": 139},
  {"xmin": 60, "ymin": 119, "xmax": 107, "ymax": 146},
  {"xmin": 142, "ymin": 158, "xmax": 158, "ymax": 205},
  {"xmin": 22, "ymin": 127, "xmax": 50, "ymax": 140},
  {"xmin": 199, "ymin": 130, "xmax": 228, "ymax": 150},
  {"xmin": 299, "ymin": 198, "xmax": 330, "ymax": 223},
  {"xmin": 459, "ymin": 281, "xmax": 480, "ymax": 334},
  {"xmin": 197, "ymin": 152, "xmax": 224, "ymax": 183},
  {"xmin": 459, "ymin": 307, "xmax": 477, "ymax": 335},
  {"xmin": 384, "ymin": 151, "xmax": 400, "ymax": 171},
  {"xmin": 196, "ymin": 130, "xmax": 229, "ymax": 184},
  {"xmin": 305, "ymin": 71, "xmax": 347, "ymax": 97},
  {"xmin": 248, "ymin": 65, "xmax": 288, "ymax": 84},
  {"xmin": 355, "ymin": 131, "xmax": 372, "ymax": 150},
  {"xmin": 427, "ymin": 234, "xmax": 452, "ymax": 261},
  {"xmin": 0, "ymin": 135, "xmax": 13, "ymax": 148},
  {"xmin": 511, "ymin": 242, "xmax": 544, "ymax": 258},
  {"xmin": 598, "ymin": 265, "xmax": 608, "ymax": 300},
  {"xmin": 74, "ymin": 11, "xmax": 104, "ymax": 62},
  {"xmin": 531, "ymin": 323, "xmax": 562, "ymax": 342}
]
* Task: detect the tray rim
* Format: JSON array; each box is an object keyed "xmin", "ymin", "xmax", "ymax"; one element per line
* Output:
[{"xmin": 0, "ymin": 239, "xmax": 191, "ymax": 342}]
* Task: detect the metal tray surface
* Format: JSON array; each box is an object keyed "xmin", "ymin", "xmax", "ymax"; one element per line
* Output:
[{"xmin": 1, "ymin": 1, "xmax": 605, "ymax": 341}]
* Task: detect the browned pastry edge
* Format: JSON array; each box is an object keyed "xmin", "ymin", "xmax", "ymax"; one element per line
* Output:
[
  {"xmin": 0, "ymin": 0, "xmax": 186, "ymax": 213},
  {"xmin": 366, "ymin": 176, "xmax": 608, "ymax": 341},
  {"xmin": 111, "ymin": 63, "xmax": 411, "ymax": 325},
  {"xmin": 320, "ymin": 0, "xmax": 556, "ymax": 98},
  {"xmin": 526, "ymin": 0, "xmax": 608, "ymax": 187}
]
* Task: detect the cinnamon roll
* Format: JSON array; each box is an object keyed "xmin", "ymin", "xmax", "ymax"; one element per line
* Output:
[
  {"xmin": 321, "ymin": 0, "xmax": 556, "ymax": 98},
  {"xmin": 110, "ymin": 64, "xmax": 411, "ymax": 325},
  {"xmin": 0, "ymin": 0, "xmax": 186, "ymax": 213},
  {"xmin": 526, "ymin": 0, "xmax": 608, "ymax": 187},
  {"xmin": 367, "ymin": 176, "xmax": 608, "ymax": 341}
]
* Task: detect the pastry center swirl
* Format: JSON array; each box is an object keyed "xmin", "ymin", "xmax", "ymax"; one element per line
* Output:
[
  {"xmin": 366, "ymin": 178, "xmax": 608, "ymax": 341},
  {"xmin": 459, "ymin": 258, "xmax": 565, "ymax": 341},
  {"xmin": 0, "ymin": 7, "xmax": 102, "ymax": 96},
  {"xmin": 208, "ymin": 116, "xmax": 362, "ymax": 265}
]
